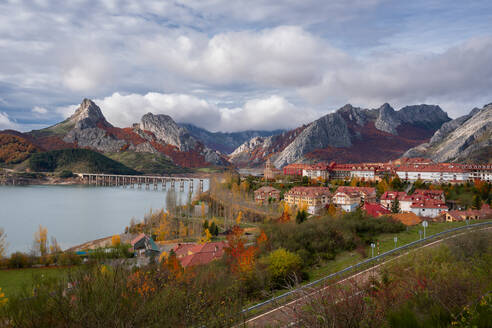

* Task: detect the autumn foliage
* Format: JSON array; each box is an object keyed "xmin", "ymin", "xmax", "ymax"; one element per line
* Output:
[
  {"xmin": 0, "ymin": 134, "xmax": 38, "ymax": 164},
  {"xmin": 225, "ymin": 225, "xmax": 257, "ymax": 274}
]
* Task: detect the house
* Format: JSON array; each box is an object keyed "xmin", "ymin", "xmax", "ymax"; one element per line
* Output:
[
  {"xmin": 336, "ymin": 186, "xmax": 377, "ymax": 203},
  {"xmin": 173, "ymin": 242, "xmax": 226, "ymax": 268},
  {"xmin": 131, "ymin": 234, "xmax": 161, "ymax": 257},
  {"xmin": 412, "ymin": 189, "xmax": 445, "ymax": 201},
  {"xmin": 363, "ymin": 202, "xmax": 391, "ymax": 217},
  {"xmin": 410, "ymin": 199, "xmax": 448, "ymax": 218},
  {"xmin": 332, "ymin": 189, "xmax": 361, "ymax": 212},
  {"xmin": 391, "ymin": 212, "xmax": 422, "ymax": 226},
  {"xmin": 283, "ymin": 163, "xmax": 311, "ymax": 176},
  {"xmin": 380, "ymin": 191, "xmax": 408, "ymax": 210},
  {"xmin": 302, "ymin": 162, "xmax": 330, "ymax": 180},
  {"xmin": 349, "ymin": 165, "xmax": 378, "ymax": 181},
  {"xmin": 284, "ymin": 186, "xmax": 332, "ymax": 214},
  {"xmin": 444, "ymin": 204, "xmax": 492, "ymax": 222},
  {"xmin": 396, "ymin": 163, "xmax": 470, "ymax": 183},
  {"xmin": 330, "ymin": 163, "xmax": 352, "ymax": 180},
  {"xmin": 254, "ymin": 186, "xmax": 281, "ymax": 204}
]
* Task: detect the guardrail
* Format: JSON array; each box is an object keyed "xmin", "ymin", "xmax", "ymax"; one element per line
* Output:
[{"xmin": 242, "ymin": 221, "xmax": 492, "ymax": 316}]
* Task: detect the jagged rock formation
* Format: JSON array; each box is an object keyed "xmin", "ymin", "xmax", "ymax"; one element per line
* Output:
[
  {"xmin": 404, "ymin": 103, "xmax": 492, "ymax": 163},
  {"xmin": 230, "ymin": 103, "xmax": 451, "ymax": 168},
  {"xmin": 21, "ymin": 99, "xmax": 228, "ymax": 169},
  {"xmin": 179, "ymin": 123, "xmax": 283, "ymax": 154}
]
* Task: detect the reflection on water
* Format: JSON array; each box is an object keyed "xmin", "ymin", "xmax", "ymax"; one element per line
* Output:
[{"xmin": 0, "ymin": 179, "xmax": 209, "ymax": 254}]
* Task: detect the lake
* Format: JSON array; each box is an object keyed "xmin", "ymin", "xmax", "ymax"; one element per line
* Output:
[{"xmin": 0, "ymin": 180, "xmax": 208, "ymax": 254}]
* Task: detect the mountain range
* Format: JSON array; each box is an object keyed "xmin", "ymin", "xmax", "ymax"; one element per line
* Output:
[{"xmin": 0, "ymin": 99, "xmax": 490, "ymax": 173}]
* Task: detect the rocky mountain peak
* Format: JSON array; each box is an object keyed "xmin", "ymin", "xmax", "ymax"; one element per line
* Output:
[
  {"xmin": 140, "ymin": 113, "xmax": 188, "ymax": 150},
  {"xmin": 69, "ymin": 98, "xmax": 112, "ymax": 129},
  {"xmin": 398, "ymin": 104, "xmax": 450, "ymax": 129},
  {"xmin": 375, "ymin": 103, "xmax": 400, "ymax": 134},
  {"xmin": 336, "ymin": 104, "xmax": 366, "ymax": 126}
]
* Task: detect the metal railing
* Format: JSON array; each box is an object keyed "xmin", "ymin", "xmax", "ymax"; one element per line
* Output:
[{"xmin": 242, "ymin": 221, "xmax": 492, "ymax": 315}]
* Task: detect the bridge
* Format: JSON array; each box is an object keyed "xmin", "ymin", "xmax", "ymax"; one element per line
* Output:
[{"xmin": 75, "ymin": 173, "xmax": 206, "ymax": 192}]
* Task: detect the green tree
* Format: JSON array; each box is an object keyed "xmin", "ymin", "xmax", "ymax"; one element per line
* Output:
[
  {"xmin": 209, "ymin": 222, "xmax": 219, "ymax": 236},
  {"xmin": 202, "ymin": 220, "xmax": 209, "ymax": 232},
  {"xmin": 473, "ymin": 194, "xmax": 482, "ymax": 210},
  {"xmin": 391, "ymin": 198, "xmax": 400, "ymax": 213},
  {"xmin": 265, "ymin": 248, "xmax": 303, "ymax": 285},
  {"xmin": 296, "ymin": 209, "xmax": 308, "ymax": 224}
]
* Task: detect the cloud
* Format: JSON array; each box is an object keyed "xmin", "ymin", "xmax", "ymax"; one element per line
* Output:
[
  {"xmin": 32, "ymin": 106, "xmax": 48, "ymax": 114},
  {"xmin": 59, "ymin": 92, "xmax": 318, "ymax": 132},
  {"xmin": 299, "ymin": 36, "xmax": 492, "ymax": 113},
  {"xmin": 0, "ymin": 112, "xmax": 18, "ymax": 130}
]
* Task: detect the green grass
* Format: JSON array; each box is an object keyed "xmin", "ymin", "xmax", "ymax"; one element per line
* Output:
[{"xmin": 0, "ymin": 267, "xmax": 69, "ymax": 297}]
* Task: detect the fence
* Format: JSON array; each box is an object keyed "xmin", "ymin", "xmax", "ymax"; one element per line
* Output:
[{"xmin": 242, "ymin": 220, "xmax": 492, "ymax": 315}]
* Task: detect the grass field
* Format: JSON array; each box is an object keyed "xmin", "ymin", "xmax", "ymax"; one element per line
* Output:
[
  {"xmin": 0, "ymin": 267, "xmax": 69, "ymax": 297},
  {"xmin": 307, "ymin": 219, "xmax": 492, "ymax": 282}
]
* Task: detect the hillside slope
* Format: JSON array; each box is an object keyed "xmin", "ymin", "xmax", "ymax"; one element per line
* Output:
[
  {"xmin": 404, "ymin": 103, "xmax": 492, "ymax": 163},
  {"xmin": 0, "ymin": 133, "xmax": 40, "ymax": 164},
  {"xmin": 230, "ymin": 103, "xmax": 450, "ymax": 167},
  {"xmin": 28, "ymin": 149, "xmax": 139, "ymax": 174}
]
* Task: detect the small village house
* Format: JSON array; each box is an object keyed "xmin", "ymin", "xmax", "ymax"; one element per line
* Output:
[
  {"xmin": 254, "ymin": 186, "xmax": 281, "ymax": 204},
  {"xmin": 444, "ymin": 204, "xmax": 492, "ymax": 222},
  {"xmin": 284, "ymin": 186, "xmax": 332, "ymax": 214},
  {"xmin": 332, "ymin": 186, "xmax": 377, "ymax": 212},
  {"xmin": 362, "ymin": 202, "xmax": 391, "ymax": 217},
  {"xmin": 409, "ymin": 199, "xmax": 448, "ymax": 218},
  {"xmin": 131, "ymin": 233, "xmax": 161, "ymax": 257},
  {"xmin": 380, "ymin": 191, "xmax": 407, "ymax": 211},
  {"xmin": 173, "ymin": 241, "xmax": 226, "ymax": 268}
]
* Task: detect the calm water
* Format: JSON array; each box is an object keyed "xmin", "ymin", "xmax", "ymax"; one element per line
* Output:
[{"xmin": 0, "ymin": 180, "xmax": 208, "ymax": 254}]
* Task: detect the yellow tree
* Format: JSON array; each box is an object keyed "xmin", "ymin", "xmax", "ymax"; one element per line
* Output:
[
  {"xmin": 34, "ymin": 225, "xmax": 48, "ymax": 256},
  {"xmin": 328, "ymin": 204, "xmax": 337, "ymax": 217},
  {"xmin": 111, "ymin": 235, "xmax": 121, "ymax": 247},
  {"xmin": 236, "ymin": 211, "xmax": 243, "ymax": 225},
  {"xmin": 179, "ymin": 221, "xmax": 188, "ymax": 238},
  {"xmin": 156, "ymin": 211, "xmax": 172, "ymax": 241},
  {"xmin": 50, "ymin": 237, "xmax": 61, "ymax": 254},
  {"xmin": 0, "ymin": 228, "xmax": 6, "ymax": 259},
  {"xmin": 200, "ymin": 228, "xmax": 212, "ymax": 244}
]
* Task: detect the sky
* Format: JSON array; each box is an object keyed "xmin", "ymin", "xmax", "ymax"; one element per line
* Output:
[{"xmin": 0, "ymin": 0, "xmax": 491, "ymax": 132}]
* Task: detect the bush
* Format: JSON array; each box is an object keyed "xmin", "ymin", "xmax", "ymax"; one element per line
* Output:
[
  {"xmin": 8, "ymin": 252, "xmax": 31, "ymax": 268},
  {"xmin": 58, "ymin": 252, "xmax": 82, "ymax": 266},
  {"xmin": 58, "ymin": 170, "xmax": 74, "ymax": 178},
  {"xmin": 264, "ymin": 248, "xmax": 303, "ymax": 287}
]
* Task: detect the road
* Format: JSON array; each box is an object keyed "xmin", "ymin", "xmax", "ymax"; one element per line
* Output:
[{"xmin": 242, "ymin": 226, "xmax": 492, "ymax": 327}]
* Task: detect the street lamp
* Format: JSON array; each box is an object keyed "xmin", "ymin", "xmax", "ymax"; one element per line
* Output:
[
  {"xmin": 371, "ymin": 243, "xmax": 375, "ymax": 258},
  {"xmin": 422, "ymin": 220, "xmax": 428, "ymax": 239}
]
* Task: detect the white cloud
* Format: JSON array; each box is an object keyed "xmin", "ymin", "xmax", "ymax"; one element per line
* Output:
[
  {"xmin": 32, "ymin": 106, "xmax": 47, "ymax": 114},
  {"xmin": 59, "ymin": 92, "xmax": 318, "ymax": 132},
  {"xmin": 0, "ymin": 112, "xmax": 18, "ymax": 130}
]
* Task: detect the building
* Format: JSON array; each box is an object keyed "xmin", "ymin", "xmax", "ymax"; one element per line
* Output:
[
  {"xmin": 283, "ymin": 163, "xmax": 311, "ymax": 176},
  {"xmin": 336, "ymin": 186, "xmax": 377, "ymax": 203},
  {"xmin": 399, "ymin": 190, "xmax": 446, "ymax": 214},
  {"xmin": 363, "ymin": 202, "xmax": 391, "ymax": 217},
  {"xmin": 284, "ymin": 186, "xmax": 332, "ymax": 214},
  {"xmin": 410, "ymin": 199, "xmax": 448, "ymax": 218},
  {"xmin": 380, "ymin": 191, "xmax": 407, "ymax": 211},
  {"xmin": 302, "ymin": 162, "xmax": 330, "ymax": 180},
  {"xmin": 444, "ymin": 204, "xmax": 492, "ymax": 222},
  {"xmin": 173, "ymin": 242, "xmax": 226, "ymax": 268},
  {"xmin": 396, "ymin": 163, "xmax": 470, "ymax": 183},
  {"xmin": 254, "ymin": 186, "xmax": 281, "ymax": 204},
  {"xmin": 264, "ymin": 158, "xmax": 281, "ymax": 180},
  {"xmin": 332, "ymin": 189, "xmax": 361, "ymax": 212},
  {"xmin": 412, "ymin": 189, "xmax": 445, "ymax": 201},
  {"xmin": 330, "ymin": 163, "xmax": 352, "ymax": 180},
  {"xmin": 463, "ymin": 164, "xmax": 492, "ymax": 182},
  {"xmin": 131, "ymin": 234, "xmax": 161, "ymax": 257},
  {"xmin": 349, "ymin": 165, "xmax": 378, "ymax": 181}
]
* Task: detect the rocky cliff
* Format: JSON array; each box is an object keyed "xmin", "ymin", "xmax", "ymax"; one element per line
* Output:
[
  {"xmin": 403, "ymin": 103, "xmax": 492, "ymax": 163},
  {"xmin": 25, "ymin": 99, "xmax": 228, "ymax": 169},
  {"xmin": 230, "ymin": 103, "xmax": 451, "ymax": 168},
  {"xmin": 179, "ymin": 123, "xmax": 283, "ymax": 154}
]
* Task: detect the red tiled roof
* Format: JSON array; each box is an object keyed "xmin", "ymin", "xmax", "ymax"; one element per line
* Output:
[
  {"xmin": 380, "ymin": 191, "xmax": 407, "ymax": 201},
  {"xmin": 255, "ymin": 186, "xmax": 280, "ymax": 194},
  {"xmin": 130, "ymin": 233, "xmax": 146, "ymax": 246},
  {"xmin": 410, "ymin": 199, "xmax": 448, "ymax": 210},
  {"xmin": 363, "ymin": 202, "xmax": 391, "ymax": 217},
  {"xmin": 336, "ymin": 186, "xmax": 376, "ymax": 196},
  {"xmin": 396, "ymin": 163, "xmax": 467, "ymax": 173},
  {"xmin": 174, "ymin": 242, "xmax": 226, "ymax": 267}
]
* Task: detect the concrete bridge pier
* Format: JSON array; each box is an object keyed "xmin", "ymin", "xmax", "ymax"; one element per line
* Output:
[
  {"xmin": 189, "ymin": 179, "xmax": 194, "ymax": 193},
  {"xmin": 199, "ymin": 179, "xmax": 204, "ymax": 193},
  {"xmin": 180, "ymin": 179, "xmax": 184, "ymax": 191},
  {"xmin": 162, "ymin": 178, "xmax": 167, "ymax": 190},
  {"xmin": 171, "ymin": 179, "xmax": 175, "ymax": 189}
]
